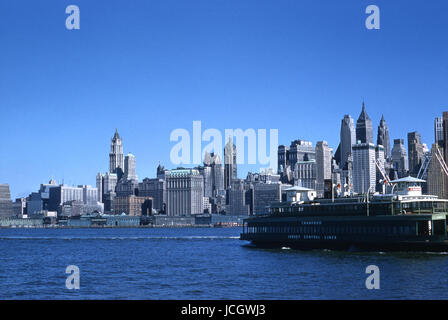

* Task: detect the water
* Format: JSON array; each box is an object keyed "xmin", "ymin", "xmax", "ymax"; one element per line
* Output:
[{"xmin": 0, "ymin": 227, "xmax": 447, "ymax": 299}]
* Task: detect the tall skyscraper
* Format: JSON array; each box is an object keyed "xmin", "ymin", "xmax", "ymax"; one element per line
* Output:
[
  {"xmin": 224, "ymin": 138, "xmax": 237, "ymax": 190},
  {"xmin": 434, "ymin": 117, "xmax": 444, "ymax": 147},
  {"xmin": 340, "ymin": 115, "xmax": 356, "ymax": 169},
  {"xmin": 377, "ymin": 115, "xmax": 391, "ymax": 161},
  {"xmin": 391, "ymin": 139, "xmax": 408, "ymax": 178},
  {"xmin": 427, "ymin": 144, "xmax": 448, "ymax": 199},
  {"xmin": 203, "ymin": 152, "xmax": 224, "ymax": 197},
  {"xmin": 124, "ymin": 153, "xmax": 138, "ymax": 182},
  {"xmin": 96, "ymin": 173, "xmax": 103, "ymax": 203},
  {"xmin": 443, "ymin": 112, "xmax": 448, "ymax": 165},
  {"xmin": 407, "ymin": 131, "xmax": 424, "ymax": 176},
  {"xmin": 109, "ymin": 129, "xmax": 124, "ymax": 180},
  {"xmin": 375, "ymin": 145, "xmax": 385, "ymax": 192},
  {"xmin": 352, "ymin": 143, "xmax": 376, "ymax": 194},
  {"xmin": 356, "ymin": 102, "xmax": 374, "ymax": 145},
  {"xmin": 316, "ymin": 141, "xmax": 333, "ymax": 198}
]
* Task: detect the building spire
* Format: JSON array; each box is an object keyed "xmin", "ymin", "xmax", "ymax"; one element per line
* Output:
[{"xmin": 113, "ymin": 128, "xmax": 120, "ymax": 140}]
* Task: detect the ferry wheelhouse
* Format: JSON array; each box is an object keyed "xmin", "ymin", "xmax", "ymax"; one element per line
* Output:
[{"xmin": 240, "ymin": 177, "xmax": 448, "ymax": 251}]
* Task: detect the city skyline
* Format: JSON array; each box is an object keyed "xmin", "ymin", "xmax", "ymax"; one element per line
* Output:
[
  {"xmin": 3, "ymin": 103, "xmax": 440, "ymax": 200},
  {"xmin": 2, "ymin": 1, "xmax": 448, "ymax": 198}
]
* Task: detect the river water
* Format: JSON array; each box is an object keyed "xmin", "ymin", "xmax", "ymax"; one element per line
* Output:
[{"xmin": 0, "ymin": 227, "xmax": 447, "ymax": 299}]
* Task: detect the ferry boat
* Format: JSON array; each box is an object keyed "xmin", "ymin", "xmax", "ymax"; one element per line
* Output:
[{"xmin": 240, "ymin": 177, "xmax": 448, "ymax": 251}]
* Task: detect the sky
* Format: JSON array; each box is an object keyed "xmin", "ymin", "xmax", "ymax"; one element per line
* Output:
[{"xmin": 1, "ymin": 0, "xmax": 448, "ymax": 199}]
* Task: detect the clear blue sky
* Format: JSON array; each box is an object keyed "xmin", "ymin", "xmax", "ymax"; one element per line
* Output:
[{"xmin": 1, "ymin": 0, "xmax": 448, "ymax": 198}]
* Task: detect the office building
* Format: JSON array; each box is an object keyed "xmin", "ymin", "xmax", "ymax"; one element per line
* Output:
[
  {"xmin": 377, "ymin": 115, "xmax": 391, "ymax": 161},
  {"xmin": 138, "ymin": 178, "xmax": 166, "ymax": 213},
  {"xmin": 109, "ymin": 129, "xmax": 124, "ymax": 180},
  {"xmin": 224, "ymin": 138, "xmax": 237, "ymax": 190},
  {"xmin": 293, "ymin": 160, "xmax": 316, "ymax": 190},
  {"xmin": 124, "ymin": 153, "xmax": 138, "ymax": 182},
  {"xmin": 340, "ymin": 114, "xmax": 356, "ymax": 169},
  {"xmin": 227, "ymin": 179, "xmax": 250, "ymax": 215},
  {"xmin": 408, "ymin": 131, "xmax": 424, "ymax": 176},
  {"xmin": 113, "ymin": 195, "xmax": 153, "ymax": 216},
  {"xmin": 0, "ymin": 184, "xmax": 14, "ymax": 218},
  {"xmin": 316, "ymin": 141, "xmax": 333, "ymax": 198},
  {"xmin": 352, "ymin": 142, "xmax": 376, "ymax": 194},
  {"xmin": 427, "ymin": 144, "xmax": 448, "ymax": 199},
  {"xmin": 435, "ymin": 117, "xmax": 444, "ymax": 147},
  {"xmin": 356, "ymin": 102, "xmax": 374, "ymax": 145},
  {"xmin": 165, "ymin": 169, "xmax": 204, "ymax": 216},
  {"xmin": 391, "ymin": 139, "xmax": 408, "ymax": 178},
  {"xmin": 253, "ymin": 182, "xmax": 281, "ymax": 215}
]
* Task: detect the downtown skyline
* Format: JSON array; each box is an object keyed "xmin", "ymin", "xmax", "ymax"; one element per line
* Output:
[{"xmin": 1, "ymin": 0, "xmax": 448, "ymax": 198}]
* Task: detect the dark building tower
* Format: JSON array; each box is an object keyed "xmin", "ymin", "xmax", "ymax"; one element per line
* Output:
[
  {"xmin": 443, "ymin": 112, "xmax": 448, "ymax": 164},
  {"xmin": 434, "ymin": 117, "xmax": 444, "ymax": 147},
  {"xmin": 224, "ymin": 138, "xmax": 237, "ymax": 190},
  {"xmin": 340, "ymin": 114, "xmax": 356, "ymax": 170},
  {"xmin": 408, "ymin": 131, "xmax": 424, "ymax": 176},
  {"xmin": 377, "ymin": 115, "xmax": 391, "ymax": 161},
  {"xmin": 109, "ymin": 129, "xmax": 124, "ymax": 181},
  {"xmin": 391, "ymin": 138, "xmax": 408, "ymax": 178},
  {"xmin": 356, "ymin": 102, "xmax": 374, "ymax": 145}
]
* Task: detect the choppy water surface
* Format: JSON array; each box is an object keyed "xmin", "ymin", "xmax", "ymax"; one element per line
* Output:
[{"xmin": 0, "ymin": 227, "xmax": 447, "ymax": 299}]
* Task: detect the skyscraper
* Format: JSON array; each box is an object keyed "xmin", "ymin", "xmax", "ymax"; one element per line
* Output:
[
  {"xmin": 316, "ymin": 141, "xmax": 333, "ymax": 198},
  {"xmin": 377, "ymin": 115, "xmax": 391, "ymax": 161},
  {"xmin": 124, "ymin": 153, "xmax": 138, "ymax": 182},
  {"xmin": 227, "ymin": 179, "xmax": 251, "ymax": 215},
  {"xmin": 352, "ymin": 143, "xmax": 376, "ymax": 194},
  {"xmin": 109, "ymin": 129, "xmax": 124, "ymax": 180},
  {"xmin": 203, "ymin": 152, "xmax": 224, "ymax": 197},
  {"xmin": 427, "ymin": 144, "xmax": 448, "ymax": 199},
  {"xmin": 356, "ymin": 102, "xmax": 374, "ymax": 145},
  {"xmin": 340, "ymin": 115, "xmax": 356, "ymax": 169},
  {"xmin": 391, "ymin": 139, "xmax": 408, "ymax": 178},
  {"xmin": 434, "ymin": 117, "xmax": 444, "ymax": 147},
  {"xmin": 224, "ymin": 138, "xmax": 237, "ymax": 190},
  {"xmin": 407, "ymin": 131, "xmax": 424, "ymax": 176},
  {"xmin": 165, "ymin": 169, "xmax": 204, "ymax": 216},
  {"xmin": 375, "ymin": 145, "xmax": 385, "ymax": 192}
]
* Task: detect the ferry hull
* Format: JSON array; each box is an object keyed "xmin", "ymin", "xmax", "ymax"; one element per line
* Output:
[{"xmin": 240, "ymin": 234, "xmax": 448, "ymax": 252}]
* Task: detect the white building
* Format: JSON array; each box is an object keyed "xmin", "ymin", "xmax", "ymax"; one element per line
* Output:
[
  {"xmin": 352, "ymin": 142, "xmax": 376, "ymax": 194},
  {"xmin": 294, "ymin": 160, "xmax": 316, "ymax": 190},
  {"xmin": 124, "ymin": 153, "xmax": 138, "ymax": 181}
]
